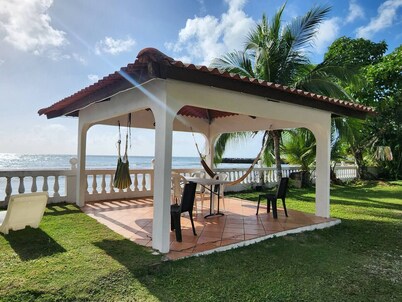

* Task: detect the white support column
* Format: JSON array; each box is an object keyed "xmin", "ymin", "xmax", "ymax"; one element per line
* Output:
[
  {"xmin": 311, "ymin": 119, "xmax": 331, "ymax": 218},
  {"xmin": 152, "ymin": 108, "xmax": 175, "ymax": 253},
  {"xmin": 76, "ymin": 120, "xmax": 90, "ymax": 207},
  {"xmin": 205, "ymin": 135, "xmax": 217, "ymax": 172}
]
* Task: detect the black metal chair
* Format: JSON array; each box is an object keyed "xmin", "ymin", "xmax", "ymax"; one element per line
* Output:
[
  {"xmin": 256, "ymin": 177, "xmax": 289, "ymax": 218},
  {"xmin": 170, "ymin": 181, "xmax": 197, "ymax": 242}
]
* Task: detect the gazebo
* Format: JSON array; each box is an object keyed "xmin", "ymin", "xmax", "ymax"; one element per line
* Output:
[{"xmin": 39, "ymin": 48, "xmax": 374, "ymax": 253}]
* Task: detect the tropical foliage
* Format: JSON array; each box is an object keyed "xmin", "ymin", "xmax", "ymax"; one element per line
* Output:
[
  {"xmin": 281, "ymin": 129, "xmax": 316, "ymax": 172},
  {"xmin": 325, "ymin": 38, "xmax": 402, "ymax": 179},
  {"xmin": 211, "ymin": 3, "xmax": 352, "ymax": 179}
]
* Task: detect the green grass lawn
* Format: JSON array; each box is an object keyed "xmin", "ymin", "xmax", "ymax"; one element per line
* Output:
[{"xmin": 1, "ymin": 181, "xmax": 401, "ymax": 301}]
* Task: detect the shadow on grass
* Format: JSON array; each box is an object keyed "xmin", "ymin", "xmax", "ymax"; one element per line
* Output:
[
  {"xmin": 2, "ymin": 227, "xmax": 66, "ymax": 261},
  {"xmin": 45, "ymin": 203, "xmax": 82, "ymax": 216},
  {"xmin": 94, "ymin": 239, "xmax": 159, "ymax": 275},
  {"xmin": 330, "ymin": 197, "xmax": 402, "ymax": 212}
]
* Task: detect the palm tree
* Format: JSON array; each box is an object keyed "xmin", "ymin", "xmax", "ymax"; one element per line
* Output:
[
  {"xmin": 280, "ymin": 123, "xmax": 350, "ymax": 185},
  {"xmin": 281, "ymin": 129, "xmax": 316, "ymax": 172},
  {"xmin": 211, "ymin": 3, "xmax": 353, "ymax": 180}
]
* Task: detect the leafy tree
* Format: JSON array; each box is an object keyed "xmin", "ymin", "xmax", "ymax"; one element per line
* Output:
[
  {"xmin": 211, "ymin": 3, "xmax": 352, "ymax": 180},
  {"xmin": 281, "ymin": 128, "xmax": 315, "ymax": 186},
  {"xmin": 323, "ymin": 37, "xmax": 398, "ymax": 179},
  {"xmin": 324, "ymin": 36, "xmax": 387, "ymax": 67},
  {"xmin": 357, "ymin": 46, "xmax": 402, "ymax": 179},
  {"xmin": 281, "ymin": 129, "xmax": 316, "ymax": 171}
]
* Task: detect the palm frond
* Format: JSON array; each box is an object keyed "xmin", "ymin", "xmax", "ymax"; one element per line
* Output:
[
  {"xmin": 281, "ymin": 129, "xmax": 316, "ymax": 171},
  {"xmin": 210, "ymin": 51, "xmax": 254, "ymax": 77},
  {"xmin": 287, "ymin": 5, "xmax": 332, "ymax": 51},
  {"xmin": 213, "ymin": 132, "xmax": 254, "ymax": 163}
]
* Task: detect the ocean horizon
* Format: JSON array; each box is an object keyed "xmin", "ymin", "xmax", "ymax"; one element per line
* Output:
[
  {"xmin": 0, "ymin": 153, "xmax": 254, "ymax": 200},
  {"xmin": 0, "ymin": 153, "xmax": 255, "ymax": 170},
  {"xmin": 0, "ymin": 153, "xmax": 203, "ymax": 170}
]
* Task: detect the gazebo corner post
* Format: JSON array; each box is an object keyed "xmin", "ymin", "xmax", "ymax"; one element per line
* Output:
[
  {"xmin": 205, "ymin": 134, "xmax": 218, "ymax": 171},
  {"xmin": 76, "ymin": 120, "xmax": 90, "ymax": 208},
  {"xmin": 151, "ymin": 105, "xmax": 176, "ymax": 254},
  {"xmin": 203, "ymin": 127, "xmax": 220, "ymax": 175},
  {"xmin": 311, "ymin": 120, "xmax": 331, "ymax": 218}
]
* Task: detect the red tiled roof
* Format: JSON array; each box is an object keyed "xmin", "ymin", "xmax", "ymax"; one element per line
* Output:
[{"xmin": 38, "ymin": 47, "xmax": 375, "ymax": 119}]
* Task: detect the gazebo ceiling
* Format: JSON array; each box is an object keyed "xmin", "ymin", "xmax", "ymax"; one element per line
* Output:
[{"xmin": 38, "ymin": 48, "xmax": 375, "ymax": 120}]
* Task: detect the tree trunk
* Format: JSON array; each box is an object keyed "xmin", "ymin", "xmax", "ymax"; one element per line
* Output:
[
  {"xmin": 353, "ymin": 149, "xmax": 366, "ymax": 179},
  {"xmin": 330, "ymin": 162, "xmax": 342, "ymax": 184},
  {"xmin": 272, "ymin": 130, "xmax": 282, "ymax": 180}
]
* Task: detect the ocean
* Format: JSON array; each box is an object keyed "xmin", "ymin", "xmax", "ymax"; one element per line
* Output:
[
  {"xmin": 0, "ymin": 153, "xmax": 251, "ymax": 200},
  {"xmin": 0, "ymin": 153, "xmax": 202, "ymax": 170}
]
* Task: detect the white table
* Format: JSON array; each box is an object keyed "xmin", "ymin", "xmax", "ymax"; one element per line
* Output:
[{"xmin": 186, "ymin": 177, "xmax": 231, "ymax": 218}]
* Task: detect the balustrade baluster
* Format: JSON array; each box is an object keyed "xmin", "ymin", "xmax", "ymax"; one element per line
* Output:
[
  {"xmin": 134, "ymin": 173, "xmax": 139, "ymax": 191},
  {"xmin": 92, "ymin": 174, "xmax": 98, "ymax": 194},
  {"xmin": 5, "ymin": 177, "xmax": 12, "ymax": 204},
  {"xmin": 42, "ymin": 176, "xmax": 49, "ymax": 192},
  {"xmin": 142, "ymin": 173, "xmax": 147, "ymax": 191},
  {"xmin": 31, "ymin": 176, "xmax": 37, "ymax": 192},
  {"xmin": 18, "ymin": 176, "xmax": 25, "ymax": 194},
  {"xmin": 53, "ymin": 175, "xmax": 60, "ymax": 198},
  {"xmin": 109, "ymin": 174, "xmax": 114, "ymax": 193},
  {"xmin": 101, "ymin": 174, "xmax": 106, "ymax": 194},
  {"xmin": 85, "ymin": 176, "xmax": 89, "ymax": 194}
]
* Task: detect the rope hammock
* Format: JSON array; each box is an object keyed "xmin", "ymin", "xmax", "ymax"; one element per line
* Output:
[
  {"xmin": 191, "ymin": 129, "xmax": 268, "ymax": 186},
  {"xmin": 113, "ymin": 114, "xmax": 132, "ymax": 190}
]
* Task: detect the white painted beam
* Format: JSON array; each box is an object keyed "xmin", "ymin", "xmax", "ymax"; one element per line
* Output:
[
  {"xmin": 310, "ymin": 118, "xmax": 331, "ymax": 218},
  {"xmin": 76, "ymin": 120, "xmax": 90, "ymax": 207}
]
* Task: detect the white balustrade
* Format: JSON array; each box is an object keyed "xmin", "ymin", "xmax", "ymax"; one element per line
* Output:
[
  {"xmin": 83, "ymin": 169, "xmax": 154, "ymax": 202},
  {"xmin": 0, "ymin": 163, "xmax": 359, "ymax": 207},
  {"xmin": 0, "ymin": 170, "xmax": 73, "ymax": 207}
]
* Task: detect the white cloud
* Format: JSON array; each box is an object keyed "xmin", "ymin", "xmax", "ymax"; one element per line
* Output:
[
  {"xmin": 0, "ymin": 0, "xmax": 67, "ymax": 54},
  {"xmin": 95, "ymin": 36, "xmax": 136, "ymax": 55},
  {"xmin": 197, "ymin": 0, "xmax": 206, "ymax": 15},
  {"xmin": 72, "ymin": 53, "xmax": 87, "ymax": 65},
  {"xmin": 314, "ymin": 17, "xmax": 341, "ymax": 54},
  {"xmin": 225, "ymin": 0, "xmax": 247, "ymax": 11},
  {"xmin": 346, "ymin": 0, "xmax": 365, "ymax": 23},
  {"xmin": 47, "ymin": 49, "xmax": 71, "ymax": 61},
  {"xmin": 166, "ymin": 0, "xmax": 255, "ymax": 65},
  {"xmin": 0, "ymin": 59, "xmax": 4, "ymax": 66},
  {"xmin": 0, "ymin": 123, "xmax": 77, "ymax": 154},
  {"xmin": 356, "ymin": 0, "xmax": 402, "ymax": 38},
  {"xmin": 88, "ymin": 74, "xmax": 100, "ymax": 83}
]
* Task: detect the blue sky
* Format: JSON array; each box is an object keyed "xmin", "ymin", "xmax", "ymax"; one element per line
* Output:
[{"xmin": 0, "ymin": 0, "xmax": 401, "ymax": 157}]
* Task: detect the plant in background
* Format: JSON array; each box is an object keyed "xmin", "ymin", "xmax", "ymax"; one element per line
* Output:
[
  {"xmin": 281, "ymin": 128, "xmax": 316, "ymax": 187},
  {"xmin": 211, "ymin": 3, "xmax": 355, "ymax": 181},
  {"xmin": 325, "ymin": 37, "xmax": 402, "ymax": 180}
]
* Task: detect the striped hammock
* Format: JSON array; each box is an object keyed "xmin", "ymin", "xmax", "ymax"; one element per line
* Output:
[
  {"xmin": 113, "ymin": 116, "xmax": 132, "ymax": 190},
  {"xmin": 193, "ymin": 129, "xmax": 268, "ymax": 186},
  {"xmin": 113, "ymin": 156, "xmax": 132, "ymax": 189}
]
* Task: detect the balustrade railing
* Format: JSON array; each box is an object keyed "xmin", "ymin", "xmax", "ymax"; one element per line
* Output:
[
  {"xmin": 0, "ymin": 169, "xmax": 74, "ymax": 207},
  {"xmin": 0, "ymin": 163, "xmax": 358, "ymax": 207},
  {"xmin": 84, "ymin": 169, "xmax": 154, "ymax": 202}
]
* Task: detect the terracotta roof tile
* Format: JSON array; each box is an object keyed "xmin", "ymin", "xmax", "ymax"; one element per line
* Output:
[{"xmin": 39, "ymin": 47, "xmax": 375, "ymax": 118}]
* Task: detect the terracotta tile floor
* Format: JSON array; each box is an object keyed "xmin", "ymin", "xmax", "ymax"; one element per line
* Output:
[{"xmin": 82, "ymin": 197, "xmax": 336, "ymax": 260}]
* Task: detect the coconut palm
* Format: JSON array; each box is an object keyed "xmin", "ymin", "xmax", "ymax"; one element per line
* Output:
[
  {"xmin": 281, "ymin": 129, "xmax": 316, "ymax": 172},
  {"xmin": 211, "ymin": 3, "xmax": 353, "ymax": 179}
]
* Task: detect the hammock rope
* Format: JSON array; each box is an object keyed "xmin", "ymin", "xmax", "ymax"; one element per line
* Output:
[
  {"xmin": 191, "ymin": 130, "xmax": 216, "ymax": 178},
  {"xmin": 114, "ymin": 114, "xmax": 132, "ymax": 189},
  {"xmin": 191, "ymin": 128, "xmax": 267, "ymax": 186}
]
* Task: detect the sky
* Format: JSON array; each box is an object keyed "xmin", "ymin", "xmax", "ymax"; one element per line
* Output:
[{"xmin": 0, "ymin": 0, "xmax": 401, "ymax": 157}]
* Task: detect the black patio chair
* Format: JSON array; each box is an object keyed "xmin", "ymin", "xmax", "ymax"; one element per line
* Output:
[
  {"xmin": 256, "ymin": 177, "xmax": 289, "ymax": 218},
  {"xmin": 170, "ymin": 181, "xmax": 197, "ymax": 242}
]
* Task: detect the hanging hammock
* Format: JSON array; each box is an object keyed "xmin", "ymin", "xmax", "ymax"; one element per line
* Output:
[
  {"xmin": 192, "ymin": 129, "xmax": 267, "ymax": 186},
  {"xmin": 113, "ymin": 114, "xmax": 132, "ymax": 190}
]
